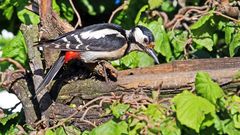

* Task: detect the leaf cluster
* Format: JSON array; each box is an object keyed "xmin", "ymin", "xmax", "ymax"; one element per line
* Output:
[{"xmin": 42, "ymin": 72, "xmax": 240, "ymax": 135}]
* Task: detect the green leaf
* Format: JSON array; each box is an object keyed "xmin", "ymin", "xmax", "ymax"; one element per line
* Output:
[
  {"xmin": 160, "ymin": 118, "xmax": 181, "ymax": 135},
  {"xmin": 148, "ymin": 0, "xmax": 162, "ymax": 10},
  {"xmin": 224, "ymin": 22, "xmax": 235, "ymax": 44},
  {"xmin": 52, "ymin": 0, "xmax": 61, "ymax": 14},
  {"xmin": 168, "ymin": 30, "xmax": 188, "ymax": 57},
  {"xmin": 191, "ymin": 12, "xmax": 213, "ymax": 30},
  {"xmin": 229, "ymin": 95, "xmax": 240, "ymax": 129},
  {"xmin": 139, "ymin": 18, "xmax": 172, "ymax": 61},
  {"xmin": 55, "ymin": 126, "xmax": 67, "ymax": 135},
  {"xmin": 120, "ymin": 51, "xmax": 139, "ymax": 68},
  {"xmin": 137, "ymin": 52, "xmax": 155, "ymax": 67},
  {"xmin": 229, "ymin": 32, "xmax": 240, "ymax": 57},
  {"xmin": 129, "ymin": 122, "xmax": 146, "ymax": 135},
  {"xmin": 110, "ymin": 102, "xmax": 130, "ymax": 118},
  {"xmin": 195, "ymin": 72, "xmax": 224, "ymax": 105},
  {"xmin": 112, "ymin": 0, "xmax": 148, "ymax": 29},
  {"xmin": 3, "ymin": 6, "xmax": 14, "ymax": 20},
  {"xmin": 143, "ymin": 104, "xmax": 165, "ymax": 121},
  {"xmin": 90, "ymin": 120, "xmax": 128, "ymax": 135},
  {"xmin": 2, "ymin": 31, "xmax": 27, "ymax": 67},
  {"xmin": 161, "ymin": 0, "xmax": 175, "ymax": 12},
  {"xmin": 17, "ymin": 9, "xmax": 40, "ymax": 25},
  {"xmin": 222, "ymin": 119, "xmax": 240, "ymax": 135},
  {"xmin": 134, "ymin": 5, "xmax": 149, "ymax": 24},
  {"xmin": 0, "ymin": 113, "xmax": 18, "ymax": 125},
  {"xmin": 60, "ymin": 1, "xmax": 74, "ymax": 22},
  {"xmin": 45, "ymin": 129, "xmax": 55, "ymax": 135},
  {"xmin": 172, "ymin": 91, "xmax": 216, "ymax": 133},
  {"xmin": 192, "ymin": 37, "xmax": 214, "ymax": 51}
]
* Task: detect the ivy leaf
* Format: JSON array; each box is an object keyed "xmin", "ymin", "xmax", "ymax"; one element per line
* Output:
[
  {"xmin": 172, "ymin": 91, "xmax": 216, "ymax": 133},
  {"xmin": 191, "ymin": 12, "xmax": 213, "ymax": 30},
  {"xmin": 148, "ymin": 0, "xmax": 162, "ymax": 10},
  {"xmin": 17, "ymin": 9, "xmax": 40, "ymax": 25},
  {"xmin": 195, "ymin": 72, "xmax": 224, "ymax": 105},
  {"xmin": 110, "ymin": 102, "xmax": 130, "ymax": 118},
  {"xmin": 90, "ymin": 120, "xmax": 128, "ymax": 135},
  {"xmin": 229, "ymin": 32, "xmax": 240, "ymax": 57}
]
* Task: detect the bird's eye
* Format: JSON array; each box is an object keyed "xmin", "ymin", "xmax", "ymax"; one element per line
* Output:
[{"xmin": 144, "ymin": 38, "xmax": 148, "ymax": 43}]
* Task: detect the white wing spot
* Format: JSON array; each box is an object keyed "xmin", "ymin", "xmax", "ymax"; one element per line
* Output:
[
  {"xmin": 85, "ymin": 45, "xmax": 90, "ymax": 50},
  {"xmin": 54, "ymin": 44, "xmax": 61, "ymax": 48},
  {"xmin": 66, "ymin": 43, "xmax": 70, "ymax": 49},
  {"xmin": 76, "ymin": 45, "xmax": 81, "ymax": 49},
  {"xmin": 74, "ymin": 35, "xmax": 83, "ymax": 44},
  {"xmin": 62, "ymin": 37, "xmax": 68, "ymax": 42},
  {"xmin": 80, "ymin": 29, "xmax": 124, "ymax": 39}
]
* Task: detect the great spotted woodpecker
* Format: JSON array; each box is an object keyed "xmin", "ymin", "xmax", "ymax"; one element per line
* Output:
[{"xmin": 36, "ymin": 23, "xmax": 159, "ymax": 95}]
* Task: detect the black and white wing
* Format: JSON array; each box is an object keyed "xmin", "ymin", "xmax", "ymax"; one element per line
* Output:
[{"xmin": 37, "ymin": 23, "xmax": 127, "ymax": 52}]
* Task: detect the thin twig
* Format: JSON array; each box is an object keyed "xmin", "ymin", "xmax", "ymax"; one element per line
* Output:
[
  {"xmin": 69, "ymin": 0, "xmax": 82, "ymax": 28},
  {"xmin": 0, "ymin": 58, "xmax": 25, "ymax": 72},
  {"xmin": 48, "ymin": 96, "xmax": 114, "ymax": 130},
  {"xmin": 214, "ymin": 11, "xmax": 240, "ymax": 23},
  {"xmin": 108, "ymin": 1, "xmax": 128, "ymax": 23}
]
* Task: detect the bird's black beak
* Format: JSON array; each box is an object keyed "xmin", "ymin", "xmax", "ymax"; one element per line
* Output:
[{"xmin": 145, "ymin": 42, "xmax": 159, "ymax": 64}]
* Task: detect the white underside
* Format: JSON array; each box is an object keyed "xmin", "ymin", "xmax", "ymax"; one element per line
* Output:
[{"xmin": 80, "ymin": 43, "xmax": 128, "ymax": 63}]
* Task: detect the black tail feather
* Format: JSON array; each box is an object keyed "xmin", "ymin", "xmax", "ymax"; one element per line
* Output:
[{"xmin": 35, "ymin": 55, "xmax": 65, "ymax": 96}]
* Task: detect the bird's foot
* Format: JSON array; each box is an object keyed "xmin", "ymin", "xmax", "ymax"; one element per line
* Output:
[{"xmin": 95, "ymin": 61, "xmax": 118, "ymax": 82}]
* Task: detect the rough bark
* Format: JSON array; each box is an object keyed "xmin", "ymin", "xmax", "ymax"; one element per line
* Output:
[{"xmin": 55, "ymin": 57, "xmax": 240, "ymax": 104}]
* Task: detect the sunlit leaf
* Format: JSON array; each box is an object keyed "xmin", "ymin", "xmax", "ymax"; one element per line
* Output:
[
  {"xmin": 229, "ymin": 32, "xmax": 240, "ymax": 57},
  {"xmin": 17, "ymin": 9, "xmax": 40, "ymax": 25},
  {"xmin": 0, "ymin": 113, "xmax": 18, "ymax": 125},
  {"xmin": 2, "ymin": 31, "xmax": 27, "ymax": 68},
  {"xmin": 110, "ymin": 102, "xmax": 129, "ymax": 118},
  {"xmin": 148, "ymin": 0, "xmax": 162, "ymax": 9},
  {"xmin": 195, "ymin": 72, "xmax": 224, "ymax": 105},
  {"xmin": 224, "ymin": 22, "xmax": 235, "ymax": 44},
  {"xmin": 172, "ymin": 91, "xmax": 216, "ymax": 133},
  {"xmin": 191, "ymin": 12, "xmax": 213, "ymax": 30},
  {"xmin": 90, "ymin": 120, "xmax": 128, "ymax": 135}
]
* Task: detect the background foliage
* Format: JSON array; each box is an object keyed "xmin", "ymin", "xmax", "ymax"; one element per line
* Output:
[{"xmin": 0, "ymin": 0, "xmax": 240, "ymax": 134}]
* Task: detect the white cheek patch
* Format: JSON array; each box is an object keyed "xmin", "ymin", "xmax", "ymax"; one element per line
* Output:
[
  {"xmin": 133, "ymin": 28, "xmax": 148, "ymax": 45},
  {"xmin": 80, "ymin": 29, "xmax": 124, "ymax": 39}
]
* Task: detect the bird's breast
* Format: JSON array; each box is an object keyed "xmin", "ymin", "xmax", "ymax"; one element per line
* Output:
[{"xmin": 80, "ymin": 43, "xmax": 128, "ymax": 63}]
